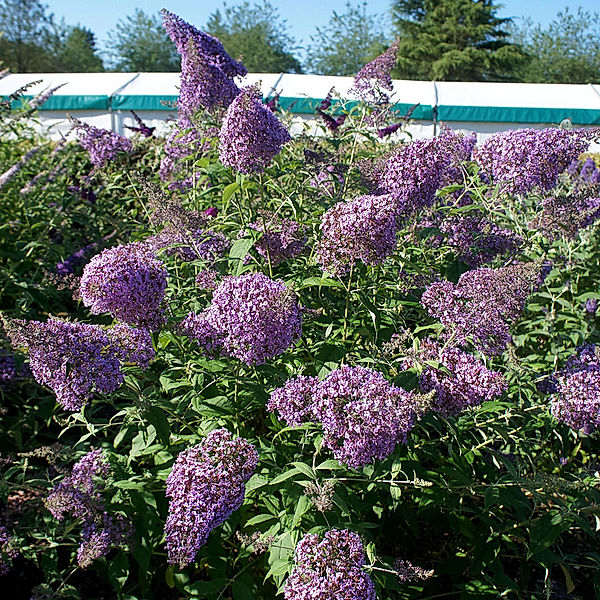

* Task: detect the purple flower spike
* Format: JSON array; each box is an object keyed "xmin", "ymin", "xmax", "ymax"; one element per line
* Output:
[
  {"xmin": 69, "ymin": 117, "xmax": 132, "ymax": 168},
  {"xmin": 80, "ymin": 242, "xmax": 168, "ymax": 330},
  {"xmin": 165, "ymin": 429, "xmax": 258, "ymax": 568},
  {"xmin": 284, "ymin": 529, "xmax": 376, "ymax": 600},
  {"xmin": 219, "ymin": 86, "xmax": 291, "ymax": 174}
]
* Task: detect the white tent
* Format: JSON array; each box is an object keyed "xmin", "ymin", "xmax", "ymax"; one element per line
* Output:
[{"xmin": 1, "ymin": 72, "xmax": 599, "ymax": 141}]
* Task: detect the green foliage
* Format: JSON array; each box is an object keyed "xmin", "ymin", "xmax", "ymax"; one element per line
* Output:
[
  {"xmin": 0, "ymin": 84, "xmax": 599, "ymax": 599},
  {"xmin": 51, "ymin": 25, "xmax": 104, "ymax": 73},
  {"xmin": 206, "ymin": 1, "xmax": 302, "ymax": 74},
  {"xmin": 391, "ymin": 0, "xmax": 527, "ymax": 81},
  {"xmin": 106, "ymin": 9, "xmax": 180, "ymax": 72},
  {"xmin": 510, "ymin": 7, "xmax": 600, "ymax": 84},
  {"xmin": 305, "ymin": 1, "xmax": 387, "ymax": 76}
]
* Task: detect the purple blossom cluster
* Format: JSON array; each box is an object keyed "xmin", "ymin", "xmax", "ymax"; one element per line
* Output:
[
  {"xmin": 195, "ymin": 269, "xmax": 220, "ymax": 290},
  {"xmin": 5, "ymin": 317, "xmax": 154, "ymax": 410},
  {"xmin": 0, "ymin": 524, "xmax": 18, "ymax": 575},
  {"xmin": 309, "ymin": 165, "xmax": 345, "ymax": 196},
  {"xmin": 247, "ymin": 213, "xmax": 307, "ymax": 266},
  {"xmin": 316, "ymin": 194, "xmax": 398, "ymax": 275},
  {"xmin": 551, "ymin": 344, "xmax": 600, "ymax": 432},
  {"xmin": 404, "ymin": 338, "xmax": 507, "ymax": 416},
  {"xmin": 568, "ymin": 156, "xmax": 600, "ymax": 187},
  {"xmin": 219, "ymin": 87, "xmax": 291, "ymax": 174},
  {"xmin": 0, "ymin": 146, "xmax": 40, "ymax": 190},
  {"xmin": 159, "ymin": 123, "xmax": 216, "ymax": 191},
  {"xmin": 69, "ymin": 117, "xmax": 132, "ymax": 168},
  {"xmin": 394, "ymin": 559, "xmax": 435, "ymax": 583},
  {"xmin": 529, "ymin": 194, "xmax": 600, "ymax": 241},
  {"xmin": 165, "ymin": 428, "xmax": 258, "ymax": 567},
  {"xmin": 162, "ymin": 10, "xmax": 244, "ymax": 118},
  {"xmin": 415, "ymin": 210, "xmax": 521, "ymax": 267},
  {"xmin": 585, "ymin": 298, "xmax": 598, "ymax": 317},
  {"xmin": 473, "ymin": 128, "xmax": 595, "ymax": 194},
  {"xmin": 146, "ymin": 227, "xmax": 229, "ymax": 263},
  {"xmin": 353, "ymin": 40, "xmax": 399, "ymax": 104},
  {"xmin": 284, "ymin": 529, "xmax": 376, "ymax": 600},
  {"xmin": 45, "ymin": 449, "xmax": 131, "ymax": 568},
  {"xmin": 123, "ymin": 110, "xmax": 155, "ymax": 138},
  {"xmin": 29, "ymin": 83, "xmax": 66, "ymax": 109},
  {"xmin": 269, "ymin": 365, "xmax": 416, "ymax": 468},
  {"xmin": 56, "ymin": 241, "xmax": 99, "ymax": 275},
  {"xmin": 378, "ymin": 129, "xmax": 476, "ymax": 213},
  {"xmin": 421, "ymin": 263, "xmax": 539, "ymax": 355},
  {"xmin": 179, "ymin": 272, "xmax": 302, "ymax": 365},
  {"xmin": 0, "ymin": 350, "xmax": 28, "ymax": 389},
  {"xmin": 80, "ymin": 242, "xmax": 168, "ymax": 330}
]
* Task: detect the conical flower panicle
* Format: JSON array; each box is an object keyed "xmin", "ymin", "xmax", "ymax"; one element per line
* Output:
[
  {"xmin": 219, "ymin": 86, "xmax": 291, "ymax": 174},
  {"xmin": 165, "ymin": 429, "xmax": 258, "ymax": 567}
]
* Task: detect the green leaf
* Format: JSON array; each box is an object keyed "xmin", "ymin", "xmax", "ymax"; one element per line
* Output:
[{"xmin": 222, "ymin": 181, "xmax": 239, "ymax": 204}]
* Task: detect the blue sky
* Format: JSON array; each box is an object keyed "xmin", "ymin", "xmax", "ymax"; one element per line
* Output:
[{"xmin": 46, "ymin": 0, "xmax": 599, "ymax": 54}]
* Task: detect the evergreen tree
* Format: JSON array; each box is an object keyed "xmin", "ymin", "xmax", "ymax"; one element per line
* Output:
[
  {"xmin": 512, "ymin": 8, "xmax": 600, "ymax": 84},
  {"xmin": 0, "ymin": 0, "xmax": 55, "ymax": 72},
  {"xmin": 391, "ymin": 0, "xmax": 526, "ymax": 81},
  {"xmin": 53, "ymin": 25, "xmax": 104, "ymax": 72},
  {"xmin": 107, "ymin": 9, "xmax": 180, "ymax": 72},
  {"xmin": 206, "ymin": 1, "xmax": 302, "ymax": 74},
  {"xmin": 306, "ymin": 1, "xmax": 387, "ymax": 76}
]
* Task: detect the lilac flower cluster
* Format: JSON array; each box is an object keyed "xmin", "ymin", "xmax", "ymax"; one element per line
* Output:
[
  {"xmin": 378, "ymin": 129, "xmax": 476, "ymax": 213},
  {"xmin": 269, "ymin": 365, "xmax": 416, "ymax": 468},
  {"xmin": 284, "ymin": 529, "xmax": 376, "ymax": 600},
  {"xmin": 179, "ymin": 273, "xmax": 302, "ymax": 365},
  {"xmin": 195, "ymin": 269, "xmax": 220, "ymax": 290},
  {"xmin": 0, "ymin": 146, "xmax": 40, "ymax": 190},
  {"xmin": 123, "ymin": 110, "xmax": 155, "ymax": 137},
  {"xmin": 159, "ymin": 123, "xmax": 215, "ymax": 191},
  {"xmin": 5, "ymin": 317, "xmax": 154, "ymax": 410},
  {"xmin": 45, "ymin": 449, "xmax": 131, "ymax": 568},
  {"xmin": 0, "ymin": 350, "xmax": 28, "ymax": 389},
  {"xmin": 585, "ymin": 298, "xmax": 598, "ymax": 317},
  {"xmin": 353, "ymin": 40, "xmax": 399, "ymax": 104},
  {"xmin": 69, "ymin": 117, "xmax": 132, "ymax": 168},
  {"xmin": 404, "ymin": 338, "xmax": 507, "ymax": 416},
  {"xmin": 164, "ymin": 428, "xmax": 258, "ymax": 567},
  {"xmin": 80, "ymin": 242, "xmax": 168, "ymax": 330},
  {"xmin": 219, "ymin": 86, "xmax": 291, "ymax": 174},
  {"xmin": 0, "ymin": 524, "xmax": 18, "ymax": 575},
  {"xmin": 146, "ymin": 227, "xmax": 229, "ymax": 263},
  {"xmin": 551, "ymin": 344, "xmax": 600, "ymax": 432},
  {"xmin": 316, "ymin": 194, "xmax": 398, "ymax": 275},
  {"xmin": 415, "ymin": 210, "xmax": 521, "ymax": 267},
  {"xmin": 162, "ymin": 10, "xmax": 244, "ymax": 118},
  {"xmin": 529, "ymin": 194, "xmax": 600, "ymax": 241},
  {"xmin": 247, "ymin": 213, "xmax": 306, "ymax": 266},
  {"xmin": 309, "ymin": 165, "xmax": 345, "ymax": 196},
  {"xmin": 29, "ymin": 83, "xmax": 66, "ymax": 109},
  {"xmin": 56, "ymin": 241, "xmax": 99, "ymax": 275},
  {"xmin": 568, "ymin": 156, "xmax": 600, "ymax": 187},
  {"xmin": 394, "ymin": 559, "xmax": 435, "ymax": 583},
  {"xmin": 473, "ymin": 128, "xmax": 595, "ymax": 194},
  {"xmin": 421, "ymin": 263, "xmax": 538, "ymax": 355}
]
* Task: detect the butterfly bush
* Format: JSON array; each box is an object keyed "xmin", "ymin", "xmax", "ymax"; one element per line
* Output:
[
  {"xmin": 45, "ymin": 449, "xmax": 131, "ymax": 568},
  {"xmin": 80, "ymin": 242, "xmax": 168, "ymax": 330},
  {"xmin": 247, "ymin": 213, "xmax": 307, "ymax": 266},
  {"xmin": 284, "ymin": 529, "xmax": 376, "ymax": 600},
  {"xmin": 353, "ymin": 39, "xmax": 399, "ymax": 104},
  {"xmin": 180, "ymin": 272, "xmax": 302, "ymax": 365},
  {"xmin": 5, "ymin": 318, "xmax": 153, "ymax": 410},
  {"xmin": 146, "ymin": 227, "xmax": 230, "ymax": 263},
  {"xmin": 378, "ymin": 128, "xmax": 476, "ymax": 213},
  {"xmin": 165, "ymin": 428, "xmax": 258, "ymax": 567},
  {"xmin": 269, "ymin": 365, "xmax": 416, "ymax": 468},
  {"xmin": 316, "ymin": 194, "xmax": 398, "ymax": 275},
  {"xmin": 405, "ymin": 338, "xmax": 507, "ymax": 416},
  {"xmin": 219, "ymin": 86, "xmax": 291, "ymax": 174},
  {"xmin": 421, "ymin": 263, "xmax": 540, "ymax": 356},
  {"xmin": 69, "ymin": 117, "xmax": 132, "ymax": 168},
  {"xmin": 473, "ymin": 127, "xmax": 595, "ymax": 194},
  {"xmin": 551, "ymin": 344, "xmax": 600, "ymax": 433},
  {"xmin": 0, "ymin": 524, "xmax": 17, "ymax": 575}
]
